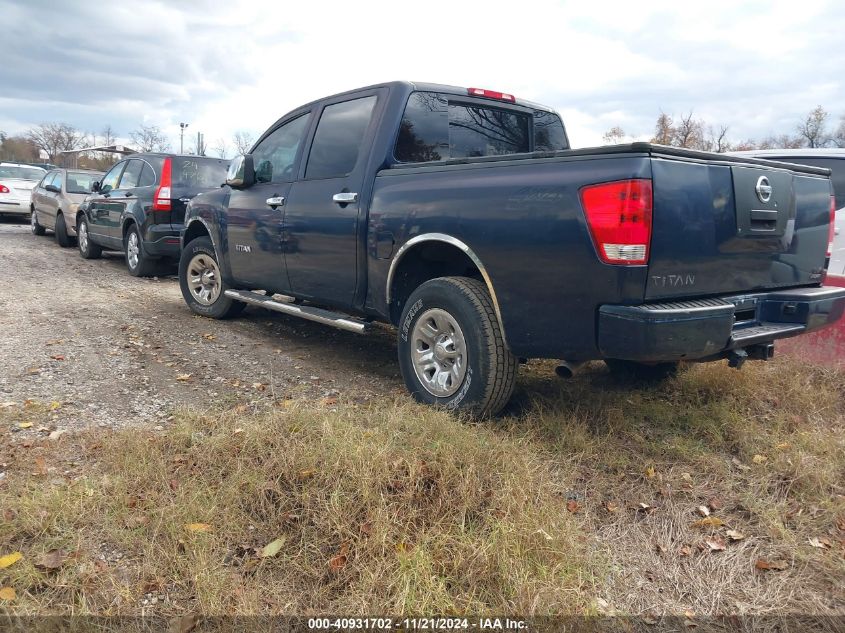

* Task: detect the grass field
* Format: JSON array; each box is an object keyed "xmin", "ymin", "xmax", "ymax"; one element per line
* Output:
[{"xmin": 1, "ymin": 358, "xmax": 843, "ymax": 627}]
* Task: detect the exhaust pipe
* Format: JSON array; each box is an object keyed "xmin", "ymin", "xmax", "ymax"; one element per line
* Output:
[{"xmin": 555, "ymin": 361, "xmax": 585, "ymax": 379}]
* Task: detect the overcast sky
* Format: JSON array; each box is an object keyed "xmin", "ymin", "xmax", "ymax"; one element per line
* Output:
[{"xmin": 2, "ymin": 0, "xmax": 844, "ymax": 152}]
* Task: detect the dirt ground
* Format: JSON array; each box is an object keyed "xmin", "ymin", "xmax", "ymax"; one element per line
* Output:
[{"xmin": 0, "ymin": 218, "xmax": 402, "ymax": 434}]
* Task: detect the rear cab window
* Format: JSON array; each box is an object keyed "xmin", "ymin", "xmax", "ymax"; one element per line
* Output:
[
  {"xmin": 395, "ymin": 91, "xmax": 568, "ymax": 163},
  {"xmin": 170, "ymin": 157, "xmax": 229, "ymax": 189}
]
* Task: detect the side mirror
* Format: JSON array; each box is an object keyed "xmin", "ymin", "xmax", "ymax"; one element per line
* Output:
[
  {"xmin": 225, "ymin": 154, "xmax": 255, "ymax": 188},
  {"xmin": 45, "ymin": 184, "xmax": 61, "ymax": 193},
  {"xmin": 91, "ymin": 181, "xmax": 101, "ymax": 192}
]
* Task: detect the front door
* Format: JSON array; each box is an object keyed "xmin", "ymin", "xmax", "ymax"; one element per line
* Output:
[
  {"xmin": 226, "ymin": 113, "xmax": 311, "ymax": 292},
  {"xmin": 284, "ymin": 93, "xmax": 380, "ymax": 307},
  {"xmin": 88, "ymin": 161, "xmax": 126, "ymax": 246}
]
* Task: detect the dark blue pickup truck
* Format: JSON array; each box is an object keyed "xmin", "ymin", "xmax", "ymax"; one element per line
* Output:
[{"xmin": 179, "ymin": 81, "xmax": 845, "ymax": 415}]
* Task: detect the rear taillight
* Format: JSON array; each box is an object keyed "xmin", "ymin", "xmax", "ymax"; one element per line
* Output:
[
  {"xmin": 0, "ymin": 185, "xmax": 9, "ymax": 193},
  {"xmin": 580, "ymin": 179, "xmax": 653, "ymax": 265},
  {"xmin": 467, "ymin": 87, "xmax": 516, "ymax": 102},
  {"xmin": 827, "ymin": 195, "xmax": 836, "ymax": 259},
  {"xmin": 152, "ymin": 157, "xmax": 172, "ymax": 211}
]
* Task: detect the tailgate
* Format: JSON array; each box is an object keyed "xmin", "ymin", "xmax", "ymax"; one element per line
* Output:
[{"xmin": 646, "ymin": 155, "xmax": 832, "ymax": 300}]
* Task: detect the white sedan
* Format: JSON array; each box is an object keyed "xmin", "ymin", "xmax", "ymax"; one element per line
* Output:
[{"xmin": 0, "ymin": 162, "xmax": 47, "ymax": 218}]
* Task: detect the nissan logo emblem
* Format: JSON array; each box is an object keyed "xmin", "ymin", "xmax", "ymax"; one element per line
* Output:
[{"xmin": 755, "ymin": 176, "xmax": 773, "ymax": 203}]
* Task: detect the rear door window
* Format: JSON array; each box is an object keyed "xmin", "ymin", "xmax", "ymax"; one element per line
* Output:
[
  {"xmin": 395, "ymin": 91, "xmax": 568, "ymax": 163},
  {"xmin": 305, "ymin": 96, "xmax": 378, "ymax": 180},
  {"xmin": 118, "ymin": 160, "xmax": 143, "ymax": 189},
  {"xmin": 138, "ymin": 162, "xmax": 156, "ymax": 187}
]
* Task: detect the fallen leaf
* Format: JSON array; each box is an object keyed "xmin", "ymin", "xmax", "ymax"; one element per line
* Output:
[
  {"xmin": 731, "ymin": 457, "xmax": 751, "ymax": 471},
  {"xmin": 169, "ymin": 479, "xmax": 179, "ymax": 491},
  {"xmin": 752, "ymin": 454, "xmax": 768, "ymax": 465},
  {"xmin": 175, "ymin": 374, "xmax": 193, "ymax": 382},
  {"xmin": 328, "ymin": 542, "xmax": 350, "ymax": 572},
  {"xmin": 202, "ymin": 333, "xmax": 216, "ymax": 341},
  {"xmin": 184, "ymin": 523, "xmax": 211, "ymax": 533},
  {"xmin": 169, "ymin": 614, "xmax": 200, "ymax": 633},
  {"xmin": 233, "ymin": 428, "xmax": 244, "ymax": 435},
  {"xmin": 34, "ymin": 456, "xmax": 47, "ymax": 475},
  {"xmin": 566, "ymin": 499, "xmax": 580, "ymax": 513},
  {"xmin": 655, "ymin": 543, "xmax": 667, "ymax": 554},
  {"xmin": 605, "ymin": 500, "xmax": 619, "ymax": 513},
  {"xmin": 49, "ymin": 401, "xmax": 61, "ymax": 411},
  {"xmin": 775, "ymin": 442, "xmax": 791, "ymax": 450},
  {"xmin": 48, "ymin": 429, "xmax": 67, "ymax": 441},
  {"xmin": 642, "ymin": 613, "xmax": 659, "ymax": 625},
  {"xmin": 691, "ymin": 517, "xmax": 725, "ymax": 528},
  {"xmin": 705, "ymin": 537, "xmax": 726, "ymax": 552},
  {"xmin": 837, "ymin": 517, "xmax": 845, "ymax": 532},
  {"xmin": 46, "ymin": 339, "xmax": 63, "ymax": 345},
  {"xmin": 681, "ymin": 472, "xmax": 692, "ymax": 482},
  {"xmin": 322, "ymin": 397, "xmax": 338, "ymax": 406},
  {"xmin": 0, "ymin": 587, "xmax": 15, "ymax": 601},
  {"xmin": 252, "ymin": 382, "xmax": 267, "ymax": 391},
  {"xmin": 359, "ymin": 522, "xmax": 372, "ymax": 536},
  {"xmin": 17, "ymin": 422, "xmax": 32, "ymax": 429},
  {"xmin": 726, "ymin": 530, "xmax": 746, "ymax": 541},
  {"xmin": 0, "ymin": 552, "xmax": 23, "ymax": 569},
  {"xmin": 0, "ymin": 401, "xmax": 17, "ymax": 408},
  {"xmin": 233, "ymin": 404, "xmax": 249, "ymax": 414},
  {"xmin": 755, "ymin": 558, "xmax": 788, "ymax": 571},
  {"xmin": 638, "ymin": 502, "xmax": 655, "ymax": 514},
  {"xmin": 808, "ymin": 537, "xmax": 832, "ymax": 549},
  {"xmin": 50, "ymin": 355, "xmax": 65, "ymax": 361},
  {"xmin": 706, "ymin": 497, "xmax": 723, "ymax": 511},
  {"xmin": 644, "ymin": 465, "xmax": 656, "ymax": 479},
  {"xmin": 259, "ymin": 537, "xmax": 285, "ymax": 558},
  {"xmin": 3, "ymin": 509, "xmax": 16, "ymax": 522},
  {"xmin": 697, "ymin": 505, "xmax": 711, "ymax": 517},
  {"xmin": 36, "ymin": 549, "xmax": 65, "ymax": 570},
  {"xmin": 298, "ymin": 469, "xmax": 316, "ymax": 479}
]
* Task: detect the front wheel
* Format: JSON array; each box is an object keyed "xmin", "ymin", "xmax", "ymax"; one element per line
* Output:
[
  {"xmin": 398, "ymin": 277, "xmax": 518, "ymax": 417},
  {"xmin": 31, "ymin": 208, "xmax": 45, "ymax": 236},
  {"xmin": 77, "ymin": 217, "xmax": 102, "ymax": 259},
  {"xmin": 179, "ymin": 237, "xmax": 245, "ymax": 319}
]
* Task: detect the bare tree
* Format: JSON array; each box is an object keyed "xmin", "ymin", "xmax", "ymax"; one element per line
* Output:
[
  {"xmin": 0, "ymin": 132, "xmax": 40, "ymax": 162},
  {"xmin": 100, "ymin": 125, "xmax": 116, "ymax": 147},
  {"xmin": 673, "ymin": 111, "xmax": 706, "ymax": 149},
  {"xmin": 26, "ymin": 123, "xmax": 84, "ymax": 162},
  {"xmin": 651, "ymin": 112, "xmax": 674, "ymax": 145},
  {"xmin": 213, "ymin": 138, "xmax": 229, "ymax": 158},
  {"xmin": 130, "ymin": 124, "xmax": 171, "ymax": 152},
  {"xmin": 602, "ymin": 126, "xmax": 627, "ymax": 144},
  {"xmin": 707, "ymin": 125, "xmax": 731, "ymax": 153},
  {"xmin": 232, "ymin": 131, "xmax": 255, "ymax": 155},
  {"xmin": 757, "ymin": 134, "xmax": 804, "ymax": 150},
  {"xmin": 796, "ymin": 105, "xmax": 831, "ymax": 148},
  {"xmin": 833, "ymin": 116, "xmax": 845, "ymax": 148}
]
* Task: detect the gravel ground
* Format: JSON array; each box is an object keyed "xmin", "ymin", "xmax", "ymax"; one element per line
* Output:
[{"xmin": 0, "ymin": 217, "xmax": 401, "ymax": 433}]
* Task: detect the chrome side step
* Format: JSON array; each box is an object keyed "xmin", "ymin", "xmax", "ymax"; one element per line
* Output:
[{"xmin": 223, "ymin": 290, "xmax": 369, "ymax": 334}]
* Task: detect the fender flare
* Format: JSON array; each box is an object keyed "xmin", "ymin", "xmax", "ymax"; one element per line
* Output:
[{"xmin": 386, "ymin": 232, "xmax": 509, "ymax": 349}]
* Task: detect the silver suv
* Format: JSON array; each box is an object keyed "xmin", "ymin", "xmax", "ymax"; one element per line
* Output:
[{"xmin": 30, "ymin": 168, "xmax": 103, "ymax": 247}]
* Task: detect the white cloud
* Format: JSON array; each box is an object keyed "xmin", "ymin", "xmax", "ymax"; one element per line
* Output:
[{"xmin": 2, "ymin": 0, "xmax": 844, "ymax": 151}]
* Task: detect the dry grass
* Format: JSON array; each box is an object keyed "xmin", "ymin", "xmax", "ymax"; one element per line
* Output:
[{"xmin": 0, "ymin": 357, "xmax": 843, "ymax": 623}]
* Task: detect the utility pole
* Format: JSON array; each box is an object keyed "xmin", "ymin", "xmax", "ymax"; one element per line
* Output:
[{"xmin": 180, "ymin": 122, "xmax": 189, "ymax": 153}]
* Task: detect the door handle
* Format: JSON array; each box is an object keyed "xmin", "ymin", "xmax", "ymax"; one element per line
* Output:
[
  {"xmin": 332, "ymin": 192, "xmax": 358, "ymax": 204},
  {"xmin": 266, "ymin": 196, "xmax": 285, "ymax": 208}
]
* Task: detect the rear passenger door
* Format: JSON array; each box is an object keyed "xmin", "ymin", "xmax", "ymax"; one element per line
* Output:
[{"xmin": 283, "ymin": 91, "xmax": 382, "ymax": 307}]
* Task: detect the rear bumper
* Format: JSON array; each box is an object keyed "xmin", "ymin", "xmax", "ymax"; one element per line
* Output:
[
  {"xmin": 142, "ymin": 223, "xmax": 183, "ymax": 258},
  {"xmin": 0, "ymin": 200, "xmax": 30, "ymax": 215},
  {"xmin": 598, "ymin": 286, "xmax": 845, "ymax": 362}
]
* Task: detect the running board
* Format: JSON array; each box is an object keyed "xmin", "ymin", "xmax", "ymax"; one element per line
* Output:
[{"xmin": 223, "ymin": 290, "xmax": 369, "ymax": 334}]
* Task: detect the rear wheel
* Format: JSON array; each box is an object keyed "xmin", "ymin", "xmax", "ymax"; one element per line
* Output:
[
  {"xmin": 124, "ymin": 225, "xmax": 160, "ymax": 277},
  {"xmin": 77, "ymin": 217, "xmax": 102, "ymax": 259},
  {"xmin": 30, "ymin": 207, "xmax": 45, "ymax": 236},
  {"xmin": 55, "ymin": 213, "xmax": 73, "ymax": 247},
  {"xmin": 179, "ymin": 237, "xmax": 245, "ymax": 319},
  {"xmin": 397, "ymin": 276, "xmax": 518, "ymax": 417},
  {"xmin": 604, "ymin": 359, "xmax": 680, "ymax": 381}
]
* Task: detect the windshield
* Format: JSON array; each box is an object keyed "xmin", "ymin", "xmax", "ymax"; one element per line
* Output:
[
  {"xmin": 0, "ymin": 165, "xmax": 46, "ymax": 181},
  {"xmin": 170, "ymin": 157, "xmax": 229, "ymax": 189},
  {"xmin": 66, "ymin": 172, "xmax": 100, "ymax": 194}
]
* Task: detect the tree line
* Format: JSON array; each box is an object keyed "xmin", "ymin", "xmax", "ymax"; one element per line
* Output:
[
  {"xmin": 0, "ymin": 123, "xmax": 257, "ymax": 169},
  {"xmin": 603, "ymin": 105, "xmax": 845, "ymax": 151}
]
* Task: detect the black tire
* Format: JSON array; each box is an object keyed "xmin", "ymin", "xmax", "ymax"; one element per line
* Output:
[
  {"xmin": 604, "ymin": 359, "xmax": 680, "ymax": 381},
  {"xmin": 179, "ymin": 236, "xmax": 245, "ymax": 319},
  {"xmin": 77, "ymin": 216, "xmax": 102, "ymax": 259},
  {"xmin": 55, "ymin": 213, "xmax": 73, "ymax": 247},
  {"xmin": 124, "ymin": 224, "xmax": 161, "ymax": 277},
  {"xmin": 397, "ymin": 276, "xmax": 518, "ymax": 417},
  {"xmin": 30, "ymin": 207, "xmax": 45, "ymax": 236}
]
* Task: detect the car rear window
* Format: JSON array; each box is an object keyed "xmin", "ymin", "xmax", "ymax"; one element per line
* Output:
[
  {"xmin": 395, "ymin": 91, "xmax": 568, "ymax": 163},
  {"xmin": 0, "ymin": 165, "xmax": 46, "ymax": 180},
  {"xmin": 170, "ymin": 157, "xmax": 229, "ymax": 189},
  {"xmin": 66, "ymin": 172, "xmax": 99, "ymax": 194}
]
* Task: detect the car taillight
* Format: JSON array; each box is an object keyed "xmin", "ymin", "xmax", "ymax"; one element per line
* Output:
[
  {"xmin": 827, "ymin": 195, "xmax": 836, "ymax": 259},
  {"xmin": 467, "ymin": 87, "xmax": 516, "ymax": 102},
  {"xmin": 580, "ymin": 179, "xmax": 653, "ymax": 265},
  {"xmin": 0, "ymin": 185, "xmax": 9, "ymax": 193},
  {"xmin": 152, "ymin": 157, "xmax": 172, "ymax": 211}
]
